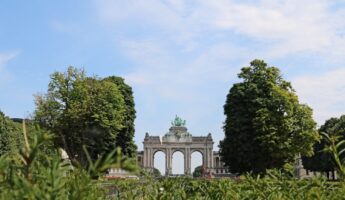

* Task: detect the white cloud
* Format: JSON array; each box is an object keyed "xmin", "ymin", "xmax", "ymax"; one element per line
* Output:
[
  {"xmin": 93, "ymin": 0, "xmax": 345, "ymax": 140},
  {"xmin": 0, "ymin": 51, "xmax": 18, "ymax": 71},
  {"xmin": 94, "ymin": 0, "xmax": 345, "ymax": 105},
  {"xmin": 196, "ymin": 0, "xmax": 345, "ymax": 58},
  {"xmin": 95, "ymin": 0, "xmax": 204, "ymax": 48},
  {"xmin": 0, "ymin": 51, "xmax": 19, "ymax": 85},
  {"xmin": 293, "ymin": 68, "xmax": 345, "ymax": 125},
  {"xmin": 95, "ymin": 0, "xmax": 345, "ymax": 61}
]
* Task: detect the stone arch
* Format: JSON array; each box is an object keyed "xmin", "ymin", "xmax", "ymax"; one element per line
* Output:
[
  {"xmin": 191, "ymin": 150, "xmax": 203, "ymax": 175},
  {"xmin": 172, "ymin": 148, "xmax": 185, "ymax": 155},
  {"xmin": 153, "ymin": 148, "xmax": 166, "ymax": 156},
  {"xmin": 191, "ymin": 149, "xmax": 204, "ymax": 157},
  {"xmin": 153, "ymin": 150, "xmax": 166, "ymax": 176},
  {"xmin": 191, "ymin": 149, "xmax": 207, "ymax": 167},
  {"xmin": 172, "ymin": 150, "xmax": 185, "ymax": 175},
  {"xmin": 142, "ymin": 123, "xmax": 214, "ymax": 176}
]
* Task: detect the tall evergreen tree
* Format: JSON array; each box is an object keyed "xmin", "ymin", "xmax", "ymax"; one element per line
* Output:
[{"xmin": 219, "ymin": 59, "xmax": 318, "ymax": 174}]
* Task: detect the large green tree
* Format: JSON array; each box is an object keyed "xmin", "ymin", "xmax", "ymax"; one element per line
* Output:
[
  {"xmin": 34, "ymin": 67, "xmax": 128, "ymax": 165},
  {"xmin": 302, "ymin": 116, "xmax": 345, "ymax": 175},
  {"xmin": 103, "ymin": 76, "xmax": 137, "ymax": 157},
  {"xmin": 219, "ymin": 59, "xmax": 318, "ymax": 174}
]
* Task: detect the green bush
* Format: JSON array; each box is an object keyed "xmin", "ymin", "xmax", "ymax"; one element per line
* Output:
[
  {"xmin": 0, "ymin": 128, "xmax": 105, "ymax": 199},
  {"xmin": 2, "ymin": 122, "xmax": 345, "ymax": 199},
  {"xmin": 110, "ymin": 175, "xmax": 345, "ymax": 200},
  {"xmin": 0, "ymin": 123, "xmax": 138, "ymax": 200}
]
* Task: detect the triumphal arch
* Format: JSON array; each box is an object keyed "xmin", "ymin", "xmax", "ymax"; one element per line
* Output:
[{"xmin": 139, "ymin": 116, "xmax": 215, "ymax": 175}]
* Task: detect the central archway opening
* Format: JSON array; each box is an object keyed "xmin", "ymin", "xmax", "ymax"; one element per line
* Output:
[
  {"xmin": 191, "ymin": 151, "xmax": 203, "ymax": 177},
  {"xmin": 154, "ymin": 151, "xmax": 166, "ymax": 176},
  {"xmin": 172, "ymin": 151, "xmax": 184, "ymax": 175}
]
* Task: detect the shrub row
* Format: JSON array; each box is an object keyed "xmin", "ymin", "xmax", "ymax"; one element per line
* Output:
[{"xmin": 109, "ymin": 174, "xmax": 345, "ymax": 200}]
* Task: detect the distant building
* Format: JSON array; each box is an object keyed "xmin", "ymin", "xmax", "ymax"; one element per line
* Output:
[{"xmin": 136, "ymin": 116, "xmax": 231, "ymax": 177}]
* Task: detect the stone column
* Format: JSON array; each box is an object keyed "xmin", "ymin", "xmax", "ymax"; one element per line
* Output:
[
  {"xmin": 150, "ymin": 149, "xmax": 154, "ymax": 170},
  {"xmin": 207, "ymin": 148, "xmax": 211, "ymax": 168},
  {"xmin": 204, "ymin": 148, "xmax": 208, "ymax": 168},
  {"xmin": 169, "ymin": 149, "xmax": 172, "ymax": 175},
  {"xmin": 207, "ymin": 147, "xmax": 213, "ymax": 172},
  {"xmin": 150, "ymin": 148, "xmax": 154, "ymax": 172},
  {"xmin": 166, "ymin": 148, "xmax": 172, "ymax": 175},
  {"xmin": 186, "ymin": 148, "xmax": 191, "ymax": 175},
  {"xmin": 189, "ymin": 149, "xmax": 192, "ymax": 175},
  {"xmin": 183, "ymin": 149, "xmax": 187, "ymax": 175},
  {"xmin": 143, "ymin": 147, "xmax": 148, "ymax": 168},
  {"xmin": 147, "ymin": 148, "xmax": 151, "ymax": 171},
  {"xmin": 183, "ymin": 149, "xmax": 186, "ymax": 175},
  {"xmin": 210, "ymin": 147, "xmax": 214, "ymax": 169},
  {"xmin": 165, "ymin": 148, "xmax": 169, "ymax": 175},
  {"xmin": 202, "ymin": 149, "xmax": 207, "ymax": 168}
]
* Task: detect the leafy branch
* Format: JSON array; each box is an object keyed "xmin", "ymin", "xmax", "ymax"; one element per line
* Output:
[{"xmin": 322, "ymin": 132, "xmax": 345, "ymax": 179}]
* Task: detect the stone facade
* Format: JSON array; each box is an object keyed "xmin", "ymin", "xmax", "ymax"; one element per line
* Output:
[
  {"xmin": 136, "ymin": 120, "xmax": 332, "ymax": 179},
  {"xmin": 137, "ymin": 123, "xmax": 230, "ymax": 176}
]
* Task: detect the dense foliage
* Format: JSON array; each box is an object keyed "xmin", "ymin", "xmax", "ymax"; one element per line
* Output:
[
  {"xmin": 0, "ymin": 111, "xmax": 23, "ymax": 156},
  {"xmin": 152, "ymin": 167, "xmax": 162, "ymax": 177},
  {"xmin": 107, "ymin": 136, "xmax": 345, "ymax": 199},
  {"xmin": 193, "ymin": 166, "xmax": 203, "ymax": 177},
  {"xmin": 103, "ymin": 76, "xmax": 137, "ymax": 157},
  {"xmin": 302, "ymin": 116, "xmax": 345, "ymax": 174},
  {"xmin": 220, "ymin": 59, "xmax": 318, "ymax": 174},
  {"xmin": 34, "ymin": 67, "xmax": 137, "ymax": 166},
  {"xmin": 2, "ymin": 123, "xmax": 345, "ymax": 200},
  {"xmin": 0, "ymin": 126, "xmax": 104, "ymax": 199},
  {"xmin": 111, "ymin": 174, "xmax": 345, "ymax": 199},
  {"xmin": 0, "ymin": 123, "xmax": 138, "ymax": 200}
]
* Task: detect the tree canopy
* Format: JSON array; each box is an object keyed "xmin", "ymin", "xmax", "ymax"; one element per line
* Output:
[
  {"xmin": 34, "ymin": 67, "xmax": 136, "ymax": 165},
  {"xmin": 302, "ymin": 115, "xmax": 345, "ymax": 173},
  {"xmin": 193, "ymin": 166, "xmax": 203, "ymax": 177},
  {"xmin": 103, "ymin": 76, "xmax": 137, "ymax": 157},
  {"xmin": 219, "ymin": 59, "xmax": 318, "ymax": 174}
]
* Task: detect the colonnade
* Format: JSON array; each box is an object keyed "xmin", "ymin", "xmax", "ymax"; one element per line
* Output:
[{"xmin": 143, "ymin": 147, "xmax": 214, "ymax": 175}]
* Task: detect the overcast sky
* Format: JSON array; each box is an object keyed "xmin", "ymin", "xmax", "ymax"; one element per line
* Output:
[{"xmin": 2, "ymin": 0, "xmax": 345, "ymax": 174}]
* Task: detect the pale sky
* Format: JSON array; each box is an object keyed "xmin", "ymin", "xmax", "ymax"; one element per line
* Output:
[{"xmin": 2, "ymin": 0, "xmax": 345, "ymax": 174}]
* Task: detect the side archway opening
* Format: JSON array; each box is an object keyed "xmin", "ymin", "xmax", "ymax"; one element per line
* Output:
[
  {"xmin": 153, "ymin": 151, "xmax": 166, "ymax": 176},
  {"xmin": 191, "ymin": 151, "xmax": 203, "ymax": 177}
]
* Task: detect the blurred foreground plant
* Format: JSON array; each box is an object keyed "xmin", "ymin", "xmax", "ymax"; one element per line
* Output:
[
  {"xmin": 0, "ymin": 121, "xmax": 138, "ymax": 200},
  {"xmin": 323, "ymin": 132, "xmax": 345, "ymax": 179}
]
